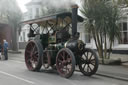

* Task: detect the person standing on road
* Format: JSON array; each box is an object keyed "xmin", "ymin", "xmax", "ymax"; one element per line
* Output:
[
  {"xmin": 3, "ymin": 40, "xmax": 8, "ymax": 60},
  {"xmin": 0, "ymin": 43, "xmax": 2, "ymax": 59}
]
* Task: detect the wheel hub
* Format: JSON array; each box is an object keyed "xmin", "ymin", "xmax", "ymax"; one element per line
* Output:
[{"xmin": 86, "ymin": 60, "xmax": 91, "ymax": 64}]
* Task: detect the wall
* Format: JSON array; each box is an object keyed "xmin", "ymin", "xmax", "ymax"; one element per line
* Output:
[
  {"xmin": 19, "ymin": 42, "xmax": 27, "ymax": 49},
  {"xmin": 0, "ymin": 23, "xmax": 12, "ymax": 49}
]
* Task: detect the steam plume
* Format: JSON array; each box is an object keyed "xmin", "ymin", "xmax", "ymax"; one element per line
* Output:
[{"xmin": 41, "ymin": 0, "xmax": 77, "ymax": 9}]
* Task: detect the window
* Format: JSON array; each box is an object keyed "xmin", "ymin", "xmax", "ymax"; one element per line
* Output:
[
  {"xmin": 119, "ymin": 22, "xmax": 128, "ymax": 44},
  {"xmin": 35, "ymin": 8, "xmax": 39, "ymax": 18},
  {"xmin": 85, "ymin": 33, "xmax": 91, "ymax": 43},
  {"xmin": 23, "ymin": 32, "xmax": 25, "ymax": 42},
  {"xmin": 29, "ymin": 8, "xmax": 32, "ymax": 19},
  {"xmin": 20, "ymin": 36, "xmax": 22, "ymax": 42},
  {"xmin": 123, "ymin": 22, "xmax": 127, "ymax": 31}
]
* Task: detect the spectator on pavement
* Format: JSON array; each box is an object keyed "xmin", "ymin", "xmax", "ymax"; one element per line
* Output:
[
  {"xmin": 3, "ymin": 40, "xmax": 8, "ymax": 60},
  {"xmin": 0, "ymin": 43, "xmax": 2, "ymax": 59}
]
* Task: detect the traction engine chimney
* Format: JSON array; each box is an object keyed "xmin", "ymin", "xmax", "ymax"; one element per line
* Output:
[{"xmin": 71, "ymin": 5, "xmax": 78, "ymax": 38}]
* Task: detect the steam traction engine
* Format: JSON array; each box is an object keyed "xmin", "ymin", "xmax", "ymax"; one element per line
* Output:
[{"xmin": 23, "ymin": 5, "xmax": 99, "ymax": 78}]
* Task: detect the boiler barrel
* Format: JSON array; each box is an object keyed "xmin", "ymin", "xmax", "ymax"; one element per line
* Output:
[{"xmin": 64, "ymin": 40, "xmax": 85, "ymax": 52}]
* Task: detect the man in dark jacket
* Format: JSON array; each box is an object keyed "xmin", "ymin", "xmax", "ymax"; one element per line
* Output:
[{"xmin": 3, "ymin": 40, "xmax": 8, "ymax": 60}]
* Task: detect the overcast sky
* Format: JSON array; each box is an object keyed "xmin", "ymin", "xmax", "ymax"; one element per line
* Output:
[{"xmin": 17, "ymin": 0, "xmax": 31, "ymax": 12}]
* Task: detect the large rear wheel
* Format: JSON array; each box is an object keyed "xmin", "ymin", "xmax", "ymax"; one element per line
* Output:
[
  {"xmin": 79, "ymin": 48, "xmax": 99, "ymax": 76},
  {"xmin": 25, "ymin": 40, "xmax": 43, "ymax": 71},
  {"xmin": 56, "ymin": 48, "xmax": 76, "ymax": 78}
]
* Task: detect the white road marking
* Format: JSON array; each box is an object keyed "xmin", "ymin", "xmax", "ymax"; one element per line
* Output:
[
  {"xmin": 9, "ymin": 59, "xmax": 24, "ymax": 63},
  {"xmin": 0, "ymin": 70, "xmax": 35, "ymax": 84}
]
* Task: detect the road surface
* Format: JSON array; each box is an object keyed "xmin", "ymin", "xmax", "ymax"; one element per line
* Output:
[{"xmin": 0, "ymin": 53, "xmax": 127, "ymax": 85}]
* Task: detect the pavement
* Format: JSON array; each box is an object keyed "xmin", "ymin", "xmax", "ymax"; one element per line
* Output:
[
  {"xmin": 7, "ymin": 49, "xmax": 128, "ymax": 81},
  {"xmin": 97, "ymin": 65, "xmax": 128, "ymax": 81},
  {"xmin": 110, "ymin": 53, "xmax": 128, "ymax": 66},
  {"xmin": 96, "ymin": 53, "xmax": 128, "ymax": 81}
]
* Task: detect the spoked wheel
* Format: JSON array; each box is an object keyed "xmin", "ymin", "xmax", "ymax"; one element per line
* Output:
[
  {"xmin": 56, "ymin": 48, "xmax": 76, "ymax": 78},
  {"xmin": 79, "ymin": 48, "xmax": 99, "ymax": 76},
  {"xmin": 25, "ymin": 40, "xmax": 43, "ymax": 71}
]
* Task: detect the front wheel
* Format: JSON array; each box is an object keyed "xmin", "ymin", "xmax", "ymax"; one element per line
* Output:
[
  {"xmin": 56, "ymin": 48, "xmax": 76, "ymax": 78},
  {"xmin": 79, "ymin": 48, "xmax": 99, "ymax": 76},
  {"xmin": 25, "ymin": 40, "xmax": 43, "ymax": 71}
]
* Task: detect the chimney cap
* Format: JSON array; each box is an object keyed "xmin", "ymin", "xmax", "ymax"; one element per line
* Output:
[{"xmin": 71, "ymin": 4, "xmax": 79, "ymax": 8}]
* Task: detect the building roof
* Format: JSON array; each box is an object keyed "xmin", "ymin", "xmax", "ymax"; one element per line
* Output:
[
  {"xmin": 21, "ymin": 12, "xmax": 83, "ymax": 25},
  {"xmin": 26, "ymin": 1, "xmax": 42, "ymax": 6}
]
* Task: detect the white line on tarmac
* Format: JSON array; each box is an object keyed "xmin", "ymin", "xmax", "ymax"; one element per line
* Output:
[
  {"xmin": 9, "ymin": 59, "xmax": 24, "ymax": 63},
  {"xmin": 0, "ymin": 70, "xmax": 35, "ymax": 84}
]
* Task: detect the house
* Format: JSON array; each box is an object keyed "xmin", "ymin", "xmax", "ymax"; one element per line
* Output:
[{"xmin": 19, "ymin": 0, "xmax": 42, "ymax": 48}]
